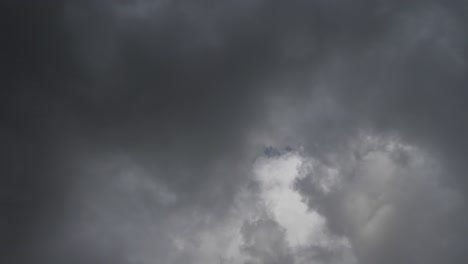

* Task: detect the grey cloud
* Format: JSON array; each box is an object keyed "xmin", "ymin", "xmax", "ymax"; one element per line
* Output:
[
  {"xmin": 2, "ymin": 0, "xmax": 468, "ymax": 263},
  {"xmin": 293, "ymin": 135, "xmax": 467, "ymax": 264},
  {"xmin": 240, "ymin": 218, "xmax": 295, "ymax": 264},
  {"xmin": 275, "ymin": 4, "xmax": 468, "ymax": 263}
]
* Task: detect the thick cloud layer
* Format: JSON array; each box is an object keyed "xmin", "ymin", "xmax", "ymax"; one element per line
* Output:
[{"xmin": 1, "ymin": 0, "xmax": 468, "ymax": 263}]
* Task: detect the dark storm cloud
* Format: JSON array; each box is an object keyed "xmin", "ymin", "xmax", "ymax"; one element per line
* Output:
[
  {"xmin": 2, "ymin": 0, "xmax": 468, "ymax": 263},
  {"xmin": 272, "ymin": 2, "xmax": 468, "ymax": 264}
]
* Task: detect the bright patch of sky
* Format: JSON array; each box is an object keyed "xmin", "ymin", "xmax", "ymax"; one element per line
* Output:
[{"xmin": 253, "ymin": 153, "xmax": 326, "ymax": 248}]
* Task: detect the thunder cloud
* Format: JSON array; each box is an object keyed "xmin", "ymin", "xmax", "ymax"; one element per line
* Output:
[{"xmin": 1, "ymin": 1, "xmax": 468, "ymax": 263}]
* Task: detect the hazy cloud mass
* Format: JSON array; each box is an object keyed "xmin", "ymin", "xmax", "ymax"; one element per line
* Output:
[{"xmin": 1, "ymin": 1, "xmax": 468, "ymax": 263}]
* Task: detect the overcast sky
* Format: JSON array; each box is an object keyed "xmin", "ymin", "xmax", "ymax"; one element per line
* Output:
[{"xmin": 2, "ymin": 1, "xmax": 468, "ymax": 264}]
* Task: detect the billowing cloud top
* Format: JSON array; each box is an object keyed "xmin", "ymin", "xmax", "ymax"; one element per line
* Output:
[{"xmin": 1, "ymin": 1, "xmax": 468, "ymax": 264}]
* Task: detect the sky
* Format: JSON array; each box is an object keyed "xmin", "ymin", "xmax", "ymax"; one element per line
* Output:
[{"xmin": 1, "ymin": 1, "xmax": 468, "ymax": 263}]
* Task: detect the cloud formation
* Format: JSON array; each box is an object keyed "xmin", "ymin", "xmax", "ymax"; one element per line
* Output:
[{"xmin": 1, "ymin": 0, "xmax": 468, "ymax": 263}]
